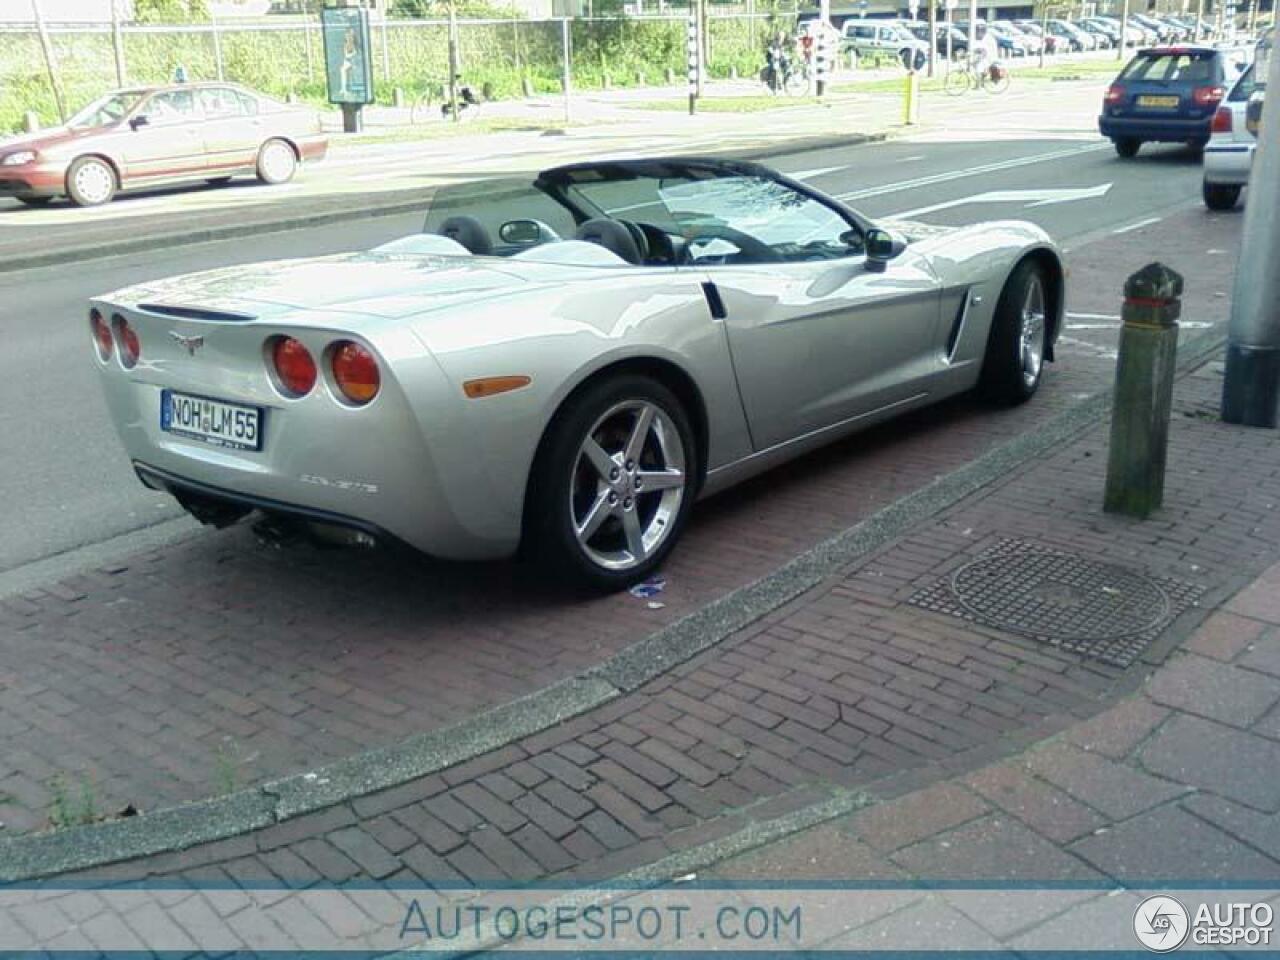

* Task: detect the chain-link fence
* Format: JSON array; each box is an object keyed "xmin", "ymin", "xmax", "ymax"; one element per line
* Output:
[{"xmin": 0, "ymin": 9, "xmax": 799, "ymax": 133}]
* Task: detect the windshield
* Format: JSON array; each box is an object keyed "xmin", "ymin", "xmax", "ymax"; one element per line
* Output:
[
  {"xmin": 66, "ymin": 91, "xmax": 147, "ymax": 129},
  {"xmin": 419, "ymin": 162, "xmax": 863, "ymax": 266}
]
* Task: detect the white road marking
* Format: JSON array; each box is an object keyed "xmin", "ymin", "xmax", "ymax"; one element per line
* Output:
[
  {"xmin": 1111, "ymin": 215, "xmax": 1162, "ymax": 234},
  {"xmin": 890, "ymin": 183, "xmax": 1112, "ymax": 219},
  {"xmin": 789, "ymin": 165, "xmax": 848, "ymax": 180},
  {"xmin": 834, "ymin": 142, "xmax": 1109, "ymax": 203},
  {"xmin": 1060, "ymin": 335, "xmax": 1119, "ymax": 360}
]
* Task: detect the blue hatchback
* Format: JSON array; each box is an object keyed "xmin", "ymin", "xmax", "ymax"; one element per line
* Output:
[{"xmin": 1099, "ymin": 46, "xmax": 1230, "ymax": 157}]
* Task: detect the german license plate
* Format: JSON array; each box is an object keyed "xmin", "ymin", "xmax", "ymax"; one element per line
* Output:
[
  {"xmin": 1137, "ymin": 95, "xmax": 1179, "ymax": 108},
  {"xmin": 161, "ymin": 389, "xmax": 262, "ymax": 451}
]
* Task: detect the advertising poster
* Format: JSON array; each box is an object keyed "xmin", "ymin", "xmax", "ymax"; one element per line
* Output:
[{"xmin": 322, "ymin": 6, "xmax": 374, "ymax": 105}]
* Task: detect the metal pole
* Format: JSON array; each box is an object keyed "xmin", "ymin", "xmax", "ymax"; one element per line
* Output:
[
  {"xmin": 561, "ymin": 16, "xmax": 571, "ymax": 124},
  {"xmin": 927, "ymin": 0, "xmax": 937, "ymax": 76},
  {"xmin": 1222, "ymin": 43, "xmax": 1280, "ymax": 426},
  {"xmin": 1040, "ymin": 1, "xmax": 1048, "ymax": 63},
  {"xmin": 1117, "ymin": 0, "xmax": 1128, "ymax": 58},
  {"xmin": 946, "ymin": 2, "xmax": 953, "ymax": 64},
  {"xmin": 687, "ymin": 6, "xmax": 699, "ymax": 113},
  {"xmin": 447, "ymin": 0, "xmax": 460, "ymax": 123},
  {"xmin": 110, "ymin": 0, "xmax": 127, "ymax": 86},
  {"xmin": 697, "ymin": 0, "xmax": 706, "ymax": 98},
  {"xmin": 30, "ymin": 0, "xmax": 66, "ymax": 122},
  {"xmin": 211, "ymin": 8, "xmax": 225, "ymax": 82},
  {"xmin": 1195, "ymin": 0, "xmax": 1206, "ymax": 39},
  {"xmin": 381, "ymin": 15, "xmax": 391, "ymax": 83},
  {"xmin": 967, "ymin": 0, "xmax": 976, "ymax": 62},
  {"xmin": 305, "ymin": 16, "xmax": 315, "ymax": 81}
]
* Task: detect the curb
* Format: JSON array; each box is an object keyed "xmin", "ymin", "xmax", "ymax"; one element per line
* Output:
[
  {"xmin": 0, "ymin": 132, "xmax": 887, "ymax": 276},
  {"xmin": 0, "ymin": 331, "xmax": 1227, "ymax": 883}
]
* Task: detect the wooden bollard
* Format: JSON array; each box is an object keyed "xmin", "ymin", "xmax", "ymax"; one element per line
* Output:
[
  {"xmin": 23, "ymin": 110, "xmax": 40, "ymax": 132},
  {"xmin": 522, "ymin": 76, "xmax": 535, "ymax": 96},
  {"xmin": 1103, "ymin": 262, "xmax": 1184, "ymax": 518},
  {"xmin": 392, "ymin": 86, "xmax": 405, "ymax": 107}
]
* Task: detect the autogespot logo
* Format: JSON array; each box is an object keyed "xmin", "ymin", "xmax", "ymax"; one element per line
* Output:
[{"xmin": 1134, "ymin": 896, "xmax": 1191, "ymax": 952}]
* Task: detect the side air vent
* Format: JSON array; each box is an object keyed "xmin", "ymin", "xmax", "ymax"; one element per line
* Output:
[
  {"xmin": 945, "ymin": 292, "xmax": 970, "ymax": 361},
  {"xmin": 137, "ymin": 304, "xmax": 257, "ymax": 323}
]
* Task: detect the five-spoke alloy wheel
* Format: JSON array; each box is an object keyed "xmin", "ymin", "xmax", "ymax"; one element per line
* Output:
[
  {"xmin": 979, "ymin": 259, "xmax": 1050, "ymax": 405},
  {"xmin": 528, "ymin": 375, "xmax": 697, "ymax": 590}
]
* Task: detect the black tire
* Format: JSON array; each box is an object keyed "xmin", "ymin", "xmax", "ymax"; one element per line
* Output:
[
  {"xmin": 65, "ymin": 155, "xmax": 117, "ymax": 207},
  {"xmin": 1113, "ymin": 137, "xmax": 1141, "ymax": 158},
  {"xmin": 206, "ymin": 176, "xmax": 233, "ymax": 185},
  {"xmin": 255, "ymin": 138, "xmax": 298, "ymax": 185},
  {"xmin": 1203, "ymin": 180, "xmax": 1241, "ymax": 211},
  {"xmin": 1187, "ymin": 138, "xmax": 1208, "ymax": 154},
  {"xmin": 16, "ymin": 196, "xmax": 52, "ymax": 206},
  {"xmin": 978, "ymin": 259, "xmax": 1050, "ymax": 406},
  {"xmin": 525, "ymin": 374, "xmax": 698, "ymax": 592}
]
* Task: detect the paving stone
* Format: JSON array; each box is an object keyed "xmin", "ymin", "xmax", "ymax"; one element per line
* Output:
[
  {"xmin": 963, "ymin": 763, "xmax": 1108, "ymax": 844},
  {"xmin": 1024, "ymin": 742, "xmax": 1188, "ymax": 821},
  {"xmin": 451, "ymin": 782, "xmax": 527, "ymax": 833},
  {"xmin": 1181, "ymin": 793, "xmax": 1280, "ymax": 860},
  {"xmin": 824, "ymin": 897, "xmax": 1005, "ymax": 951},
  {"xmin": 1070, "ymin": 804, "xmax": 1280, "ymax": 882},
  {"xmin": 291, "ymin": 838, "xmax": 361, "ymax": 883},
  {"xmin": 512, "ymin": 792, "xmax": 577, "ymax": 840},
  {"xmin": 326, "ymin": 827, "xmax": 401, "ymax": 880},
  {"xmin": 890, "ymin": 814, "xmax": 1103, "ymax": 883},
  {"xmin": 535, "ymin": 778, "xmax": 595, "ymax": 820},
  {"xmin": 1184, "ymin": 611, "xmax": 1267, "ymax": 662},
  {"xmin": 392, "ymin": 805, "xmax": 465, "ymax": 855},
  {"xmin": 1240, "ymin": 631, "xmax": 1280, "ymax": 678},
  {"xmin": 467, "ymin": 825, "xmax": 543, "ymax": 881},
  {"xmin": 1146, "ymin": 654, "xmax": 1280, "ymax": 728},
  {"xmin": 847, "ymin": 782, "xmax": 989, "ymax": 853},
  {"xmin": 510, "ymin": 822, "xmax": 576, "ymax": 874},
  {"xmin": 1139, "ymin": 714, "xmax": 1280, "ymax": 812},
  {"xmin": 710, "ymin": 824, "xmax": 909, "ymax": 881},
  {"xmin": 579, "ymin": 809, "xmax": 636, "ymax": 851},
  {"xmin": 1005, "ymin": 891, "xmax": 1144, "ymax": 951},
  {"xmin": 1064, "ymin": 697, "xmax": 1170, "ymax": 760}
]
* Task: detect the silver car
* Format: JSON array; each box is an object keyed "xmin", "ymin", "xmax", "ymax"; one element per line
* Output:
[{"xmin": 92, "ymin": 157, "xmax": 1064, "ymax": 590}]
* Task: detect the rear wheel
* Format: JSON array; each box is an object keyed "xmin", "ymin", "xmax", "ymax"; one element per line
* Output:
[
  {"xmin": 1113, "ymin": 137, "xmax": 1141, "ymax": 158},
  {"xmin": 65, "ymin": 156, "xmax": 117, "ymax": 207},
  {"xmin": 256, "ymin": 139, "xmax": 297, "ymax": 185},
  {"xmin": 526, "ymin": 374, "xmax": 697, "ymax": 591},
  {"xmin": 1203, "ymin": 180, "xmax": 1241, "ymax": 210},
  {"xmin": 978, "ymin": 259, "xmax": 1049, "ymax": 406}
]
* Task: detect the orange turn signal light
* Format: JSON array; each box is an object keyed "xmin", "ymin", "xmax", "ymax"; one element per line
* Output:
[{"xmin": 463, "ymin": 375, "xmax": 531, "ymax": 399}]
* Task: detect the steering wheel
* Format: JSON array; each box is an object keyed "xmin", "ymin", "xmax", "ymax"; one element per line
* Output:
[{"xmin": 680, "ymin": 223, "xmax": 782, "ymax": 264}]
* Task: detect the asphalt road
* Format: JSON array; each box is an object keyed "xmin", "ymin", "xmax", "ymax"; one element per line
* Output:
[{"xmin": 0, "ymin": 129, "xmax": 1215, "ymax": 575}]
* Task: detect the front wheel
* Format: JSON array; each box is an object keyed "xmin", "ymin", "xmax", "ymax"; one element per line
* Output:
[
  {"xmin": 526, "ymin": 375, "xmax": 697, "ymax": 591},
  {"xmin": 65, "ymin": 156, "xmax": 117, "ymax": 207},
  {"xmin": 1203, "ymin": 180, "xmax": 1242, "ymax": 210},
  {"xmin": 978, "ymin": 259, "xmax": 1050, "ymax": 406},
  {"xmin": 1113, "ymin": 137, "xmax": 1140, "ymax": 158},
  {"xmin": 944, "ymin": 68, "xmax": 971, "ymax": 96},
  {"xmin": 256, "ymin": 139, "xmax": 298, "ymax": 185}
]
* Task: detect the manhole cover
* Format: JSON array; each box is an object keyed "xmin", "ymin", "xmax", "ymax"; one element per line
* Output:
[
  {"xmin": 951, "ymin": 551, "xmax": 1170, "ymax": 641},
  {"xmin": 907, "ymin": 539, "xmax": 1203, "ymax": 667}
]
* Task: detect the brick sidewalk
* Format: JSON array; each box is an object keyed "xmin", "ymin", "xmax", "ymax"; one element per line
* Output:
[
  {"xmin": 0, "ymin": 206, "xmax": 1244, "ymax": 842},
  {"xmin": 34, "ymin": 333, "xmax": 1276, "ymax": 914}
]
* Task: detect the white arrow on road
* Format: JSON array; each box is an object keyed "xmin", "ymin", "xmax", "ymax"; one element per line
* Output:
[{"xmin": 891, "ymin": 182, "xmax": 1113, "ymax": 219}]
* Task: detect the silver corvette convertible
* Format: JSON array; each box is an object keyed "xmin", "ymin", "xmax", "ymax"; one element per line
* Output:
[{"xmin": 92, "ymin": 157, "xmax": 1063, "ymax": 589}]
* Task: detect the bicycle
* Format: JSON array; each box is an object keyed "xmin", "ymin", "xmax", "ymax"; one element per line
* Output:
[
  {"xmin": 944, "ymin": 56, "xmax": 1011, "ymax": 95},
  {"xmin": 760, "ymin": 56, "xmax": 810, "ymax": 96}
]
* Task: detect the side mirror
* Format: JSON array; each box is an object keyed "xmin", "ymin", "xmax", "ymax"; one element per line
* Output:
[
  {"xmin": 864, "ymin": 227, "xmax": 906, "ymax": 273},
  {"xmin": 129, "ymin": 115, "xmax": 150, "ymax": 130},
  {"xmin": 499, "ymin": 219, "xmax": 544, "ymax": 245}
]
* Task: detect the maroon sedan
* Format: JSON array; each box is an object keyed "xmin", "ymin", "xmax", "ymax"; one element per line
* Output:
[{"xmin": 0, "ymin": 82, "xmax": 328, "ymax": 207}]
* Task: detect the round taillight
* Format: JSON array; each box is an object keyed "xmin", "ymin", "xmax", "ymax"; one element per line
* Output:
[
  {"xmin": 113, "ymin": 314, "xmax": 140, "ymax": 368},
  {"xmin": 330, "ymin": 340, "xmax": 380, "ymax": 405},
  {"xmin": 90, "ymin": 309, "xmax": 113, "ymax": 361},
  {"xmin": 270, "ymin": 336, "xmax": 317, "ymax": 397}
]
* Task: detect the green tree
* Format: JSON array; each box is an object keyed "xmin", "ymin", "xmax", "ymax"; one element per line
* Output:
[{"xmin": 132, "ymin": 0, "xmax": 211, "ymax": 22}]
